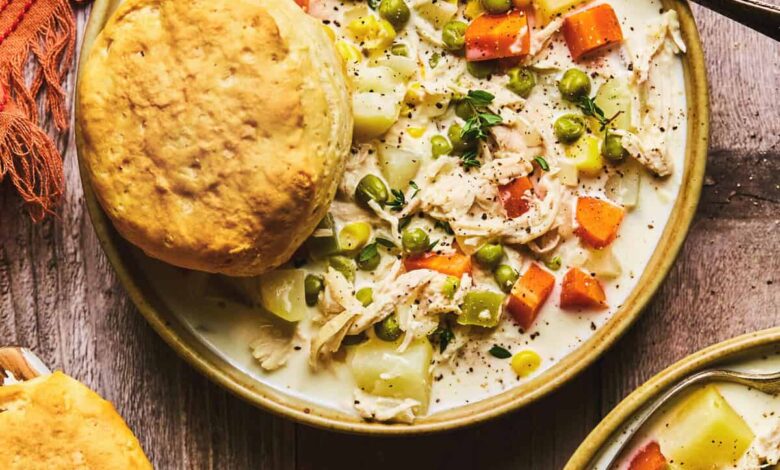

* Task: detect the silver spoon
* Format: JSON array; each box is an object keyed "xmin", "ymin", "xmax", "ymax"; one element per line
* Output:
[
  {"xmin": 689, "ymin": 0, "xmax": 780, "ymax": 41},
  {"xmin": 604, "ymin": 368, "xmax": 780, "ymax": 469}
]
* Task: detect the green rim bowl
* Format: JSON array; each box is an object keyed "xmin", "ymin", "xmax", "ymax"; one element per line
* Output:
[
  {"xmin": 565, "ymin": 327, "xmax": 780, "ymax": 469},
  {"xmin": 74, "ymin": 0, "xmax": 710, "ymax": 434}
]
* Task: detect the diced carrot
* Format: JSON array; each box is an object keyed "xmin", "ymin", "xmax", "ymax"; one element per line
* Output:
[
  {"xmin": 294, "ymin": 0, "xmax": 309, "ymax": 12},
  {"xmin": 562, "ymin": 4, "xmax": 623, "ymax": 61},
  {"xmin": 560, "ymin": 267, "xmax": 607, "ymax": 309},
  {"xmin": 499, "ymin": 176, "xmax": 534, "ymax": 218},
  {"xmin": 404, "ymin": 252, "xmax": 473, "ymax": 278},
  {"xmin": 506, "ymin": 263, "xmax": 556, "ymax": 330},
  {"xmin": 575, "ymin": 196, "xmax": 625, "ymax": 248},
  {"xmin": 628, "ymin": 441, "xmax": 668, "ymax": 470},
  {"xmin": 465, "ymin": 12, "xmax": 530, "ymax": 62}
]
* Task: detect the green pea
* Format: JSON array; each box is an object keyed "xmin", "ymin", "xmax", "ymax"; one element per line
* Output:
[
  {"xmin": 329, "ymin": 255, "xmax": 356, "ymax": 283},
  {"xmin": 390, "ymin": 43, "xmax": 409, "ymax": 57},
  {"xmin": 431, "ymin": 134, "xmax": 453, "ymax": 158},
  {"xmin": 355, "ymin": 174, "xmax": 389, "ymax": 208},
  {"xmin": 602, "ymin": 132, "xmax": 628, "ymax": 162},
  {"xmin": 378, "ymin": 0, "xmax": 410, "ymax": 29},
  {"xmin": 442, "ymin": 21, "xmax": 467, "ymax": 52},
  {"xmin": 375, "ymin": 314, "xmax": 403, "ymax": 341},
  {"xmin": 448, "ymin": 124, "xmax": 476, "ymax": 154},
  {"xmin": 442, "ymin": 276, "xmax": 460, "ymax": 299},
  {"xmin": 545, "ymin": 255, "xmax": 562, "ymax": 271},
  {"xmin": 474, "ymin": 243, "xmax": 504, "ymax": 269},
  {"xmin": 554, "ymin": 114, "xmax": 585, "ymax": 143},
  {"xmin": 481, "ymin": 0, "xmax": 512, "ymax": 14},
  {"xmin": 402, "ymin": 228, "xmax": 430, "ymax": 255},
  {"xmin": 356, "ymin": 287, "xmax": 374, "ymax": 306},
  {"xmin": 558, "ymin": 68, "xmax": 591, "ymax": 101},
  {"xmin": 304, "ymin": 274, "xmax": 324, "ymax": 306},
  {"xmin": 494, "ymin": 264, "xmax": 519, "ymax": 293},
  {"xmin": 506, "ymin": 67, "xmax": 536, "ymax": 98},
  {"xmin": 342, "ymin": 333, "xmax": 368, "ymax": 346},
  {"xmin": 466, "ymin": 60, "xmax": 495, "ymax": 79},
  {"xmin": 356, "ymin": 244, "xmax": 381, "ymax": 271},
  {"xmin": 454, "ymin": 99, "xmax": 476, "ymax": 120}
]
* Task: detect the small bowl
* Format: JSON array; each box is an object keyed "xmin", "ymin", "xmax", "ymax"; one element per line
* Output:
[{"xmin": 565, "ymin": 327, "xmax": 780, "ymax": 469}]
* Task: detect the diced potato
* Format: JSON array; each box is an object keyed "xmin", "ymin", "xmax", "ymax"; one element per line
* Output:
[
  {"xmin": 375, "ymin": 55, "xmax": 418, "ymax": 81},
  {"xmin": 605, "ymin": 161, "xmax": 641, "ymax": 209},
  {"xmin": 353, "ymin": 65, "xmax": 404, "ymax": 94},
  {"xmin": 557, "ymin": 157, "xmax": 579, "ymax": 187},
  {"xmin": 533, "ymin": 0, "xmax": 588, "ymax": 24},
  {"xmin": 566, "ymin": 134, "xmax": 604, "ymax": 177},
  {"xmin": 595, "ymin": 79, "xmax": 633, "ymax": 131},
  {"xmin": 377, "ymin": 144, "xmax": 422, "ymax": 190},
  {"xmin": 583, "ymin": 247, "xmax": 621, "ymax": 279},
  {"xmin": 414, "ymin": 0, "xmax": 458, "ymax": 28},
  {"xmin": 658, "ymin": 385, "xmax": 755, "ymax": 468},
  {"xmin": 353, "ymin": 92, "xmax": 401, "ymax": 139},
  {"xmin": 258, "ymin": 269, "xmax": 307, "ymax": 322},
  {"xmin": 349, "ymin": 337, "xmax": 434, "ymax": 410}
]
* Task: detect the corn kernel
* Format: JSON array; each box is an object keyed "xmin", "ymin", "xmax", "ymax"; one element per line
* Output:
[
  {"xmin": 511, "ymin": 350, "xmax": 542, "ymax": 377},
  {"xmin": 407, "ymin": 126, "xmax": 426, "ymax": 138}
]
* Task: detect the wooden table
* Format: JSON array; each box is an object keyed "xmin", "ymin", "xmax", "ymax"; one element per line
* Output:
[{"xmin": 1, "ymin": 4, "xmax": 777, "ymax": 469}]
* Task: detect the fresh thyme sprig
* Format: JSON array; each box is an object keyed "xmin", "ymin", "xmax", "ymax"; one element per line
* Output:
[
  {"xmin": 454, "ymin": 90, "xmax": 503, "ymax": 170},
  {"xmin": 576, "ymin": 95, "xmax": 623, "ymax": 132}
]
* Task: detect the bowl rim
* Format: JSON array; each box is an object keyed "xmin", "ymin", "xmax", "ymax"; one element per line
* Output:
[
  {"xmin": 564, "ymin": 327, "xmax": 780, "ymax": 469},
  {"xmin": 75, "ymin": 0, "xmax": 710, "ymax": 435}
]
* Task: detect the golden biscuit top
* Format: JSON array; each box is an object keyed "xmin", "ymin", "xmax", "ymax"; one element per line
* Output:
[
  {"xmin": 0, "ymin": 372, "xmax": 152, "ymax": 470},
  {"xmin": 78, "ymin": 0, "xmax": 352, "ymax": 276}
]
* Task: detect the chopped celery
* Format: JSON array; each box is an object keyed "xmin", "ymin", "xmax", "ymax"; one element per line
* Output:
[
  {"xmin": 565, "ymin": 134, "xmax": 604, "ymax": 177},
  {"xmin": 329, "ymin": 256, "xmax": 357, "ymax": 283},
  {"xmin": 595, "ymin": 79, "xmax": 633, "ymax": 131},
  {"xmin": 349, "ymin": 337, "xmax": 434, "ymax": 410},
  {"xmin": 346, "ymin": 15, "xmax": 396, "ymax": 52},
  {"xmin": 259, "ymin": 269, "xmax": 307, "ymax": 322},
  {"xmin": 414, "ymin": 0, "xmax": 458, "ymax": 28},
  {"xmin": 305, "ymin": 213, "xmax": 340, "ymax": 260},
  {"xmin": 658, "ymin": 385, "xmax": 755, "ymax": 468},
  {"xmin": 377, "ymin": 144, "xmax": 422, "ymax": 190},
  {"xmin": 457, "ymin": 291, "xmax": 505, "ymax": 328}
]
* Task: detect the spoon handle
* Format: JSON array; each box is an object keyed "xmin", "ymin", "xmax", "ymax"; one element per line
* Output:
[{"xmin": 689, "ymin": 0, "xmax": 780, "ymax": 41}]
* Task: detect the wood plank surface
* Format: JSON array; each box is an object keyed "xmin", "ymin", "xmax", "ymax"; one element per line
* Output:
[{"xmin": 0, "ymin": 3, "xmax": 777, "ymax": 469}]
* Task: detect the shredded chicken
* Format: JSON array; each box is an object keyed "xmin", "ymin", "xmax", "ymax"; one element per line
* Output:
[
  {"xmin": 250, "ymin": 322, "xmax": 301, "ymax": 371},
  {"xmin": 415, "ymin": 158, "xmax": 562, "ymax": 245},
  {"xmin": 620, "ymin": 10, "xmax": 687, "ymax": 177},
  {"xmin": 353, "ymin": 390, "xmax": 420, "ymax": 424},
  {"xmin": 738, "ymin": 420, "xmax": 780, "ymax": 469}
]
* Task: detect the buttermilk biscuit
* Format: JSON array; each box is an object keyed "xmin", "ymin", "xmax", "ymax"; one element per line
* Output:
[
  {"xmin": 0, "ymin": 372, "xmax": 152, "ymax": 469},
  {"xmin": 78, "ymin": 0, "xmax": 352, "ymax": 276}
]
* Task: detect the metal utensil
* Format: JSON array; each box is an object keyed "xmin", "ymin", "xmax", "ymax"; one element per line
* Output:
[
  {"xmin": 604, "ymin": 367, "xmax": 780, "ymax": 469},
  {"xmin": 689, "ymin": 0, "xmax": 780, "ymax": 41}
]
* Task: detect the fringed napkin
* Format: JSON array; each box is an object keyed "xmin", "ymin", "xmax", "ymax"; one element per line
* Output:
[{"xmin": 0, "ymin": 0, "xmax": 78, "ymax": 221}]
